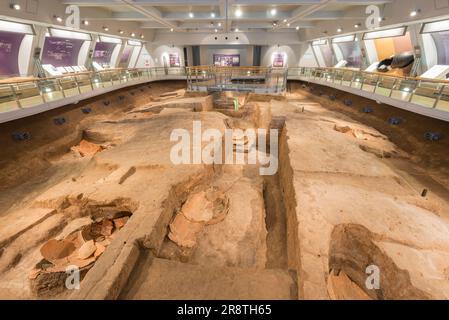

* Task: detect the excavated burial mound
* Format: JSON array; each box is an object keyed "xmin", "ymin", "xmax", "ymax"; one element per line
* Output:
[{"xmin": 328, "ymin": 224, "xmax": 430, "ymax": 300}]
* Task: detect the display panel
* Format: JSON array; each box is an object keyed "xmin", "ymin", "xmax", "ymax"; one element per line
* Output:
[
  {"xmin": 213, "ymin": 54, "xmax": 240, "ymax": 67},
  {"xmin": 272, "ymin": 53, "xmax": 285, "ymax": 67},
  {"xmin": 373, "ymin": 32, "xmax": 413, "ymax": 61},
  {"xmin": 169, "ymin": 53, "xmax": 181, "ymax": 67},
  {"xmin": 0, "ymin": 31, "xmax": 25, "ymax": 76},
  {"xmin": 42, "ymin": 36, "xmax": 85, "ymax": 68},
  {"xmin": 93, "ymin": 42, "xmax": 118, "ymax": 64},
  {"xmin": 333, "ymin": 42, "xmax": 362, "ymax": 68},
  {"xmin": 430, "ymin": 31, "xmax": 449, "ymax": 65}
]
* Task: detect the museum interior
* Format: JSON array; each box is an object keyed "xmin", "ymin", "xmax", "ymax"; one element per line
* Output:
[{"xmin": 1, "ymin": 0, "xmax": 449, "ymax": 301}]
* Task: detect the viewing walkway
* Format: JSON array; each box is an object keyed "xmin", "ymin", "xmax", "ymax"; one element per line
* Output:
[{"xmin": 2, "ymin": 66, "xmax": 449, "ymax": 123}]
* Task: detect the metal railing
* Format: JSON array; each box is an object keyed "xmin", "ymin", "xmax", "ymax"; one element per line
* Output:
[
  {"xmin": 287, "ymin": 67, "xmax": 449, "ymax": 114},
  {"xmin": 3, "ymin": 65, "xmax": 449, "ymax": 121},
  {"xmin": 0, "ymin": 67, "xmax": 186, "ymax": 114},
  {"xmin": 186, "ymin": 66, "xmax": 287, "ymax": 93}
]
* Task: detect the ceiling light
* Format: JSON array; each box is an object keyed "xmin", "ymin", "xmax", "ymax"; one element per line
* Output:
[
  {"xmin": 140, "ymin": 35, "xmax": 144, "ymax": 39},
  {"xmin": 83, "ymin": 20, "xmax": 89, "ymax": 26},
  {"xmin": 170, "ymin": 28, "xmax": 174, "ymax": 32},
  {"xmin": 211, "ymin": 12, "xmax": 216, "ymax": 18},
  {"xmin": 131, "ymin": 32, "xmax": 135, "ymax": 37},
  {"xmin": 119, "ymin": 30, "xmax": 124, "ymax": 34},
  {"xmin": 354, "ymin": 23, "xmax": 360, "ymax": 28},
  {"xmin": 235, "ymin": 9, "xmax": 242, "ymax": 17},
  {"xmin": 10, "ymin": 4, "xmax": 21, "ymax": 10},
  {"xmin": 55, "ymin": 15, "xmax": 63, "ymax": 23},
  {"xmin": 235, "ymin": 28, "xmax": 239, "ymax": 32},
  {"xmin": 296, "ymin": 26, "xmax": 300, "ymax": 30},
  {"xmin": 410, "ymin": 10, "xmax": 420, "ymax": 17},
  {"xmin": 218, "ymin": 22, "xmax": 222, "ymax": 27},
  {"xmin": 103, "ymin": 26, "xmax": 109, "ymax": 31},
  {"xmin": 283, "ymin": 19, "xmax": 287, "ymax": 23},
  {"xmin": 337, "ymin": 28, "xmax": 342, "ymax": 33},
  {"xmin": 273, "ymin": 22, "xmax": 277, "ymax": 27},
  {"xmin": 287, "ymin": 23, "xmax": 290, "ymax": 27},
  {"xmin": 214, "ymin": 29, "xmax": 218, "ymax": 33},
  {"xmin": 378, "ymin": 17, "xmax": 383, "ymax": 22},
  {"xmin": 270, "ymin": 8, "xmax": 277, "ymax": 16},
  {"xmin": 189, "ymin": 12, "xmax": 194, "ymax": 18}
]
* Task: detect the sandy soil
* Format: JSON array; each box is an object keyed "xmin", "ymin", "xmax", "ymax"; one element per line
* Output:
[{"xmin": 1, "ymin": 79, "xmax": 449, "ymax": 300}]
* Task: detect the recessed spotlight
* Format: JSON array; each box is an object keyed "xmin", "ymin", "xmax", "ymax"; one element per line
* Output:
[
  {"xmin": 54, "ymin": 15, "xmax": 63, "ymax": 23},
  {"xmin": 214, "ymin": 29, "xmax": 218, "ymax": 33},
  {"xmin": 378, "ymin": 17, "xmax": 383, "ymax": 22},
  {"xmin": 189, "ymin": 12, "xmax": 194, "ymax": 18},
  {"xmin": 283, "ymin": 19, "xmax": 287, "ymax": 23},
  {"xmin": 140, "ymin": 35, "xmax": 144, "ymax": 39},
  {"xmin": 83, "ymin": 20, "xmax": 89, "ymax": 26},
  {"xmin": 287, "ymin": 23, "xmax": 290, "ymax": 27},
  {"xmin": 131, "ymin": 33, "xmax": 136, "ymax": 37},
  {"xmin": 273, "ymin": 22, "xmax": 277, "ymax": 27},
  {"xmin": 337, "ymin": 28, "xmax": 342, "ymax": 33},
  {"xmin": 170, "ymin": 28, "xmax": 174, "ymax": 32},
  {"xmin": 410, "ymin": 10, "xmax": 420, "ymax": 17},
  {"xmin": 119, "ymin": 30, "xmax": 124, "ymax": 34},
  {"xmin": 270, "ymin": 8, "xmax": 277, "ymax": 16},
  {"xmin": 211, "ymin": 12, "xmax": 216, "ymax": 18},
  {"xmin": 10, "ymin": 3, "xmax": 21, "ymax": 10},
  {"xmin": 235, "ymin": 9, "xmax": 242, "ymax": 17},
  {"xmin": 354, "ymin": 23, "xmax": 360, "ymax": 28},
  {"xmin": 218, "ymin": 22, "xmax": 222, "ymax": 27},
  {"xmin": 103, "ymin": 26, "xmax": 109, "ymax": 31}
]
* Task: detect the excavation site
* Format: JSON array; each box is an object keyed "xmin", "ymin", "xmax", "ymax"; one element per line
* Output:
[
  {"xmin": 1, "ymin": 77, "xmax": 449, "ymax": 301},
  {"xmin": 4, "ymin": 0, "xmax": 449, "ymax": 312}
]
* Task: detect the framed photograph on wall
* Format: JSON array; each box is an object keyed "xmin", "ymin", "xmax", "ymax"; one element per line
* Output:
[{"xmin": 169, "ymin": 53, "xmax": 180, "ymax": 67}]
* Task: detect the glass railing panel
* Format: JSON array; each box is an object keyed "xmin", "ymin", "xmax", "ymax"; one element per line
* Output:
[
  {"xmin": 100, "ymin": 72, "xmax": 114, "ymax": 87},
  {"xmin": 58, "ymin": 77, "xmax": 80, "ymax": 97},
  {"xmin": 17, "ymin": 81, "xmax": 46, "ymax": 108},
  {"xmin": 411, "ymin": 81, "xmax": 442, "ymax": 108},
  {"xmin": 375, "ymin": 76, "xmax": 396, "ymax": 97},
  {"xmin": 341, "ymin": 71, "xmax": 354, "ymax": 86},
  {"xmin": 0, "ymin": 84, "xmax": 20, "ymax": 112},
  {"xmin": 361, "ymin": 74, "xmax": 379, "ymax": 93},
  {"xmin": 390, "ymin": 79, "xmax": 417, "ymax": 102},
  {"xmin": 436, "ymin": 85, "xmax": 449, "ymax": 112},
  {"xmin": 75, "ymin": 75, "xmax": 93, "ymax": 94},
  {"xmin": 351, "ymin": 73, "xmax": 363, "ymax": 89},
  {"xmin": 38, "ymin": 79, "xmax": 64, "ymax": 102}
]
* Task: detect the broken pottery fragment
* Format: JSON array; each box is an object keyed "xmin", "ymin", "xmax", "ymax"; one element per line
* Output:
[
  {"xmin": 78, "ymin": 240, "xmax": 96, "ymax": 259},
  {"xmin": 40, "ymin": 239, "xmax": 76, "ymax": 264},
  {"xmin": 168, "ymin": 213, "xmax": 204, "ymax": 248},
  {"xmin": 168, "ymin": 188, "xmax": 230, "ymax": 248},
  {"xmin": 71, "ymin": 139, "xmax": 104, "ymax": 157}
]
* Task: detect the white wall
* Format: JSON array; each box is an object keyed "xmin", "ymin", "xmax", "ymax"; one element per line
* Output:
[
  {"xmin": 261, "ymin": 44, "xmax": 310, "ymax": 67},
  {"xmin": 146, "ymin": 45, "xmax": 185, "ymax": 67}
]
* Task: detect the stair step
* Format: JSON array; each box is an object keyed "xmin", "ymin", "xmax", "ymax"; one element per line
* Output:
[{"xmin": 122, "ymin": 257, "xmax": 296, "ymax": 300}]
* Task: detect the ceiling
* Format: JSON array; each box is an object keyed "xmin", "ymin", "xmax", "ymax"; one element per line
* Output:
[{"xmin": 62, "ymin": 0, "xmax": 392, "ymax": 34}]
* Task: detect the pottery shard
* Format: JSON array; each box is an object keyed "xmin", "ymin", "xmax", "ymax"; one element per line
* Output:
[
  {"xmin": 113, "ymin": 216, "xmax": 129, "ymax": 229},
  {"xmin": 168, "ymin": 213, "xmax": 204, "ymax": 248},
  {"xmin": 40, "ymin": 239, "xmax": 76, "ymax": 264},
  {"xmin": 94, "ymin": 243, "xmax": 106, "ymax": 258},
  {"xmin": 181, "ymin": 191, "xmax": 215, "ymax": 223},
  {"xmin": 78, "ymin": 240, "xmax": 96, "ymax": 259},
  {"xmin": 71, "ymin": 139, "xmax": 104, "ymax": 157}
]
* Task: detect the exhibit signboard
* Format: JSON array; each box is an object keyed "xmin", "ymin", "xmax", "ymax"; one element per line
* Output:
[
  {"xmin": 93, "ymin": 42, "xmax": 117, "ymax": 64},
  {"xmin": 0, "ymin": 31, "xmax": 25, "ymax": 76},
  {"xmin": 272, "ymin": 53, "xmax": 285, "ymax": 68},
  {"xmin": 41, "ymin": 36, "xmax": 85, "ymax": 68},
  {"xmin": 169, "ymin": 53, "xmax": 181, "ymax": 67},
  {"xmin": 213, "ymin": 54, "xmax": 240, "ymax": 67}
]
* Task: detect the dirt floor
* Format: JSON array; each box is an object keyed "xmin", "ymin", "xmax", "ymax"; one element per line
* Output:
[{"xmin": 0, "ymin": 79, "xmax": 449, "ymax": 300}]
